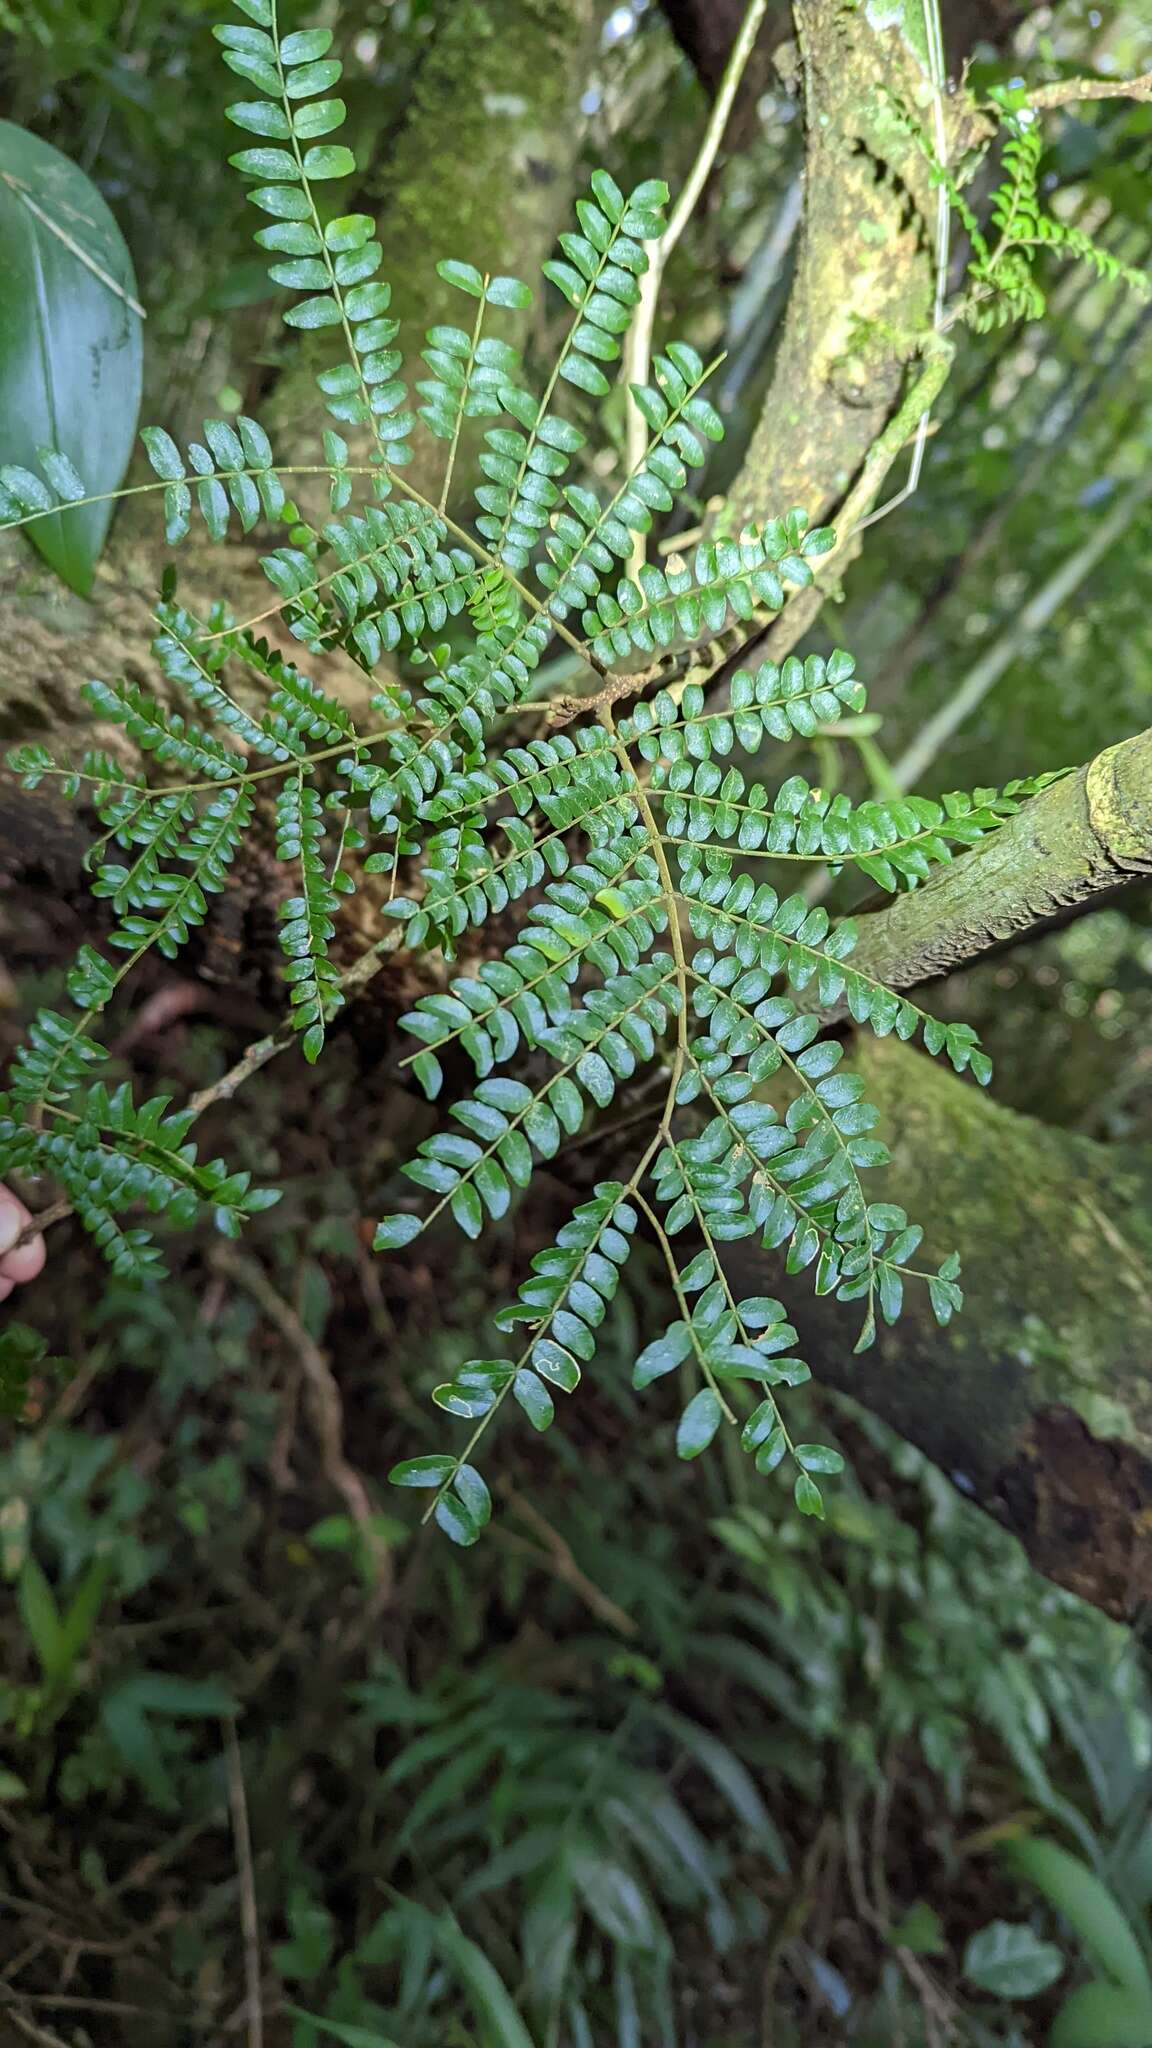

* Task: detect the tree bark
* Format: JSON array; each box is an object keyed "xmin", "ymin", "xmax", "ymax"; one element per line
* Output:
[
  {"xmin": 661, "ymin": 0, "xmax": 1031, "ymax": 91},
  {"xmin": 364, "ymin": 0, "xmax": 601, "ymax": 343},
  {"xmin": 713, "ymin": 0, "xmax": 1001, "ymax": 690},
  {"xmin": 724, "ymin": 0, "xmax": 947, "ymax": 531},
  {"xmin": 683, "ymin": 3, "xmax": 1152, "ymax": 1618}
]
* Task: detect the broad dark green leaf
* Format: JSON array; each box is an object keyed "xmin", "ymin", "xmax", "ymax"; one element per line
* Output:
[
  {"xmin": 0, "ymin": 121, "xmax": 142, "ymax": 593},
  {"xmin": 389, "ymin": 1456, "xmax": 455, "ymax": 1489}
]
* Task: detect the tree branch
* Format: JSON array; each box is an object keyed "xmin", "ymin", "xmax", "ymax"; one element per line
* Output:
[
  {"xmin": 840, "ymin": 725, "xmax": 1152, "ymax": 997},
  {"xmin": 1028, "ymin": 69, "xmax": 1152, "ymax": 110},
  {"xmin": 725, "ymin": 0, "xmax": 964, "ymax": 531},
  {"xmin": 716, "ymin": 333, "xmax": 955, "ymax": 689}
]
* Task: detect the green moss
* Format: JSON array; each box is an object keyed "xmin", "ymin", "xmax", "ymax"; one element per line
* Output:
[
  {"xmin": 1066, "ymin": 1388, "xmax": 1139, "ymax": 1443},
  {"xmin": 375, "ymin": 0, "xmax": 594, "ymax": 339},
  {"xmin": 851, "ymin": 1037, "xmax": 1152, "ymax": 1468}
]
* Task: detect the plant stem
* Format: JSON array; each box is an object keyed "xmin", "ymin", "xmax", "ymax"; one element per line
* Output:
[
  {"xmin": 439, "ymin": 282, "xmax": 488, "ymax": 514},
  {"xmin": 623, "ymin": 0, "xmax": 770, "ymax": 572}
]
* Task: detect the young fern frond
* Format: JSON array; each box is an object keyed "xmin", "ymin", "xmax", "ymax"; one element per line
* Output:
[
  {"xmin": 82, "ymin": 677, "xmax": 243, "ymax": 783},
  {"xmin": 4, "ymin": 0, "xmax": 1018, "ymax": 1534},
  {"xmin": 0, "ymin": 428, "xmax": 375, "ymax": 552},
  {"xmin": 927, "ymin": 109, "xmax": 1150, "ymax": 332},
  {"xmin": 418, "ymin": 261, "xmax": 534, "ymax": 513},
  {"xmin": 677, "ymin": 861, "xmax": 991, "ymax": 1079},
  {"xmin": 87, "ymin": 789, "xmax": 198, "ymax": 918}
]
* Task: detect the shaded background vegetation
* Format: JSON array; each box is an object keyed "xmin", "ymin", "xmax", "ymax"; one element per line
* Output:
[{"xmin": 0, "ymin": 0, "xmax": 1151, "ymax": 2042}]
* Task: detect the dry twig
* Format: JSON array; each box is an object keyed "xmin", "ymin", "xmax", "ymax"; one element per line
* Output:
[
  {"xmin": 210, "ymin": 1245, "xmax": 391, "ymax": 1594},
  {"xmin": 497, "ymin": 1482, "xmax": 638, "ymax": 1635},
  {"xmin": 224, "ymin": 1721, "xmax": 263, "ymax": 2048}
]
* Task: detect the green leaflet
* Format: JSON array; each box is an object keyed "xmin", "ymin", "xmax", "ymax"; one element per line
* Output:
[
  {"xmin": 139, "ymin": 413, "xmax": 288, "ymax": 545},
  {"xmin": 478, "ymin": 172, "xmax": 670, "ymax": 572}
]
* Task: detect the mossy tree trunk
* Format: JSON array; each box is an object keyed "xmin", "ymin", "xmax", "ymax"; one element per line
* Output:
[
  {"xmin": 726, "ymin": 0, "xmax": 941, "ymax": 531},
  {"xmin": 723, "ymin": 1035, "xmax": 1152, "ymax": 1621},
  {"xmin": 718, "ymin": 0, "xmax": 994, "ymax": 682}
]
